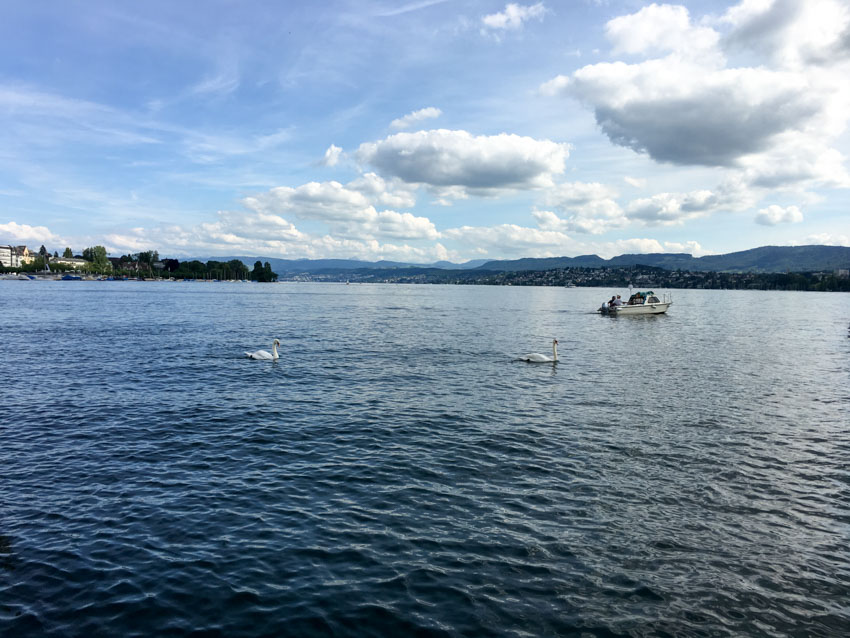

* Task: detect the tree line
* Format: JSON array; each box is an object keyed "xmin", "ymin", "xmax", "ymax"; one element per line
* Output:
[{"xmin": 2, "ymin": 245, "xmax": 278, "ymax": 282}]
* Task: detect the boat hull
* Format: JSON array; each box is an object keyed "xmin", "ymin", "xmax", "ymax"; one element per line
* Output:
[
  {"xmin": 607, "ymin": 302, "xmax": 670, "ymax": 315},
  {"xmin": 598, "ymin": 291, "xmax": 672, "ymax": 315}
]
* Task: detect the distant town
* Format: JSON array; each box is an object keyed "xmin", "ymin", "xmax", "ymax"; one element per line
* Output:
[
  {"xmin": 0, "ymin": 245, "xmax": 278, "ymax": 282},
  {"xmin": 2, "ymin": 243, "xmax": 849, "ymax": 291},
  {"xmin": 282, "ymin": 264, "xmax": 850, "ymax": 291}
]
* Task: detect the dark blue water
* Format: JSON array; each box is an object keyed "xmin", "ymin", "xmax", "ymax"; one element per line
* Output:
[{"xmin": 2, "ymin": 281, "xmax": 849, "ymax": 636}]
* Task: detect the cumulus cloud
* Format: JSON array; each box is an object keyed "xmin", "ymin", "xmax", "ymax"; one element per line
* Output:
[
  {"xmin": 245, "ymin": 181, "xmax": 371, "ymax": 222},
  {"xmin": 754, "ymin": 204, "xmax": 803, "ymax": 226},
  {"xmin": 356, "ymin": 129, "xmax": 569, "ymax": 196},
  {"xmin": 481, "ymin": 3, "xmax": 546, "ymax": 34},
  {"xmin": 606, "ymin": 3, "xmax": 719, "ymax": 58},
  {"xmin": 606, "ymin": 238, "xmax": 709, "ymax": 257},
  {"xmin": 104, "ymin": 212, "xmax": 306, "ymax": 257},
  {"xmin": 390, "ymin": 107, "xmax": 442, "ymax": 130},
  {"xmin": 442, "ymin": 220, "xmax": 710, "ymax": 259},
  {"xmin": 568, "ymin": 60, "xmax": 820, "ymax": 167},
  {"xmin": 721, "ymin": 0, "xmax": 850, "ymax": 69},
  {"xmin": 320, "ymin": 144, "xmax": 342, "ymax": 167},
  {"xmin": 0, "ymin": 220, "xmax": 63, "ymax": 245},
  {"xmin": 346, "ymin": 172, "xmax": 417, "ymax": 209},
  {"xmin": 103, "ymin": 210, "xmax": 450, "ymax": 263},
  {"xmin": 536, "ymin": 181, "xmax": 627, "ymax": 234},
  {"xmin": 443, "ymin": 223, "xmax": 571, "ymax": 257},
  {"xmin": 739, "ymin": 134, "xmax": 850, "ymax": 188},
  {"xmin": 626, "ymin": 191, "xmax": 711, "ymax": 225},
  {"xmin": 542, "ymin": 0, "xmax": 850, "ymax": 192},
  {"xmin": 243, "ymin": 179, "xmax": 436, "ymax": 240},
  {"xmin": 538, "ymin": 75, "xmax": 569, "ymax": 97},
  {"xmin": 791, "ymin": 232, "xmax": 850, "ymax": 247}
]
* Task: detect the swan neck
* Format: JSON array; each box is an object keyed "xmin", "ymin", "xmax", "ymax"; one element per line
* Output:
[{"xmin": 272, "ymin": 341, "xmax": 279, "ymax": 358}]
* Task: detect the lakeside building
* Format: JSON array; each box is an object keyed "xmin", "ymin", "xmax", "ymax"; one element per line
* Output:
[{"xmin": 0, "ymin": 245, "xmax": 34, "ymax": 268}]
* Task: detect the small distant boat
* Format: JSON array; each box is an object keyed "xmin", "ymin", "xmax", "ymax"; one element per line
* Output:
[
  {"xmin": 0, "ymin": 273, "xmax": 32, "ymax": 280},
  {"xmin": 599, "ymin": 291, "xmax": 672, "ymax": 315},
  {"xmin": 61, "ymin": 274, "xmax": 82, "ymax": 281}
]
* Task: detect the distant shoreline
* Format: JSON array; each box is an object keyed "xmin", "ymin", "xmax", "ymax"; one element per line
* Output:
[{"xmin": 5, "ymin": 266, "xmax": 849, "ymax": 292}]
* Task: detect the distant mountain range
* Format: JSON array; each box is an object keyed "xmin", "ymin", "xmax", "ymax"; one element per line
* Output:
[
  {"xmin": 473, "ymin": 245, "xmax": 850, "ymax": 273},
  {"xmin": 201, "ymin": 245, "xmax": 850, "ymax": 275},
  {"xmin": 200, "ymin": 256, "xmax": 490, "ymax": 273}
]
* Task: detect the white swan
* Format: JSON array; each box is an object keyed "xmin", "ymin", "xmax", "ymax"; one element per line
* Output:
[
  {"xmin": 519, "ymin": 339, "xmax": 559, "ymax": 363},
  {"xmin": 245, "ymin": 338, "xmax": 280, "ymax": 360}
]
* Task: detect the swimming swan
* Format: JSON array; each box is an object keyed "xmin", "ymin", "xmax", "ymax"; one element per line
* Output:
[
  {"xmin": 519, "ymin": 339, "xmax": 558, "ymax": 363},
  {"xmin": 246, "ymin": 338, "xmax": 280, "ymax": 360}
]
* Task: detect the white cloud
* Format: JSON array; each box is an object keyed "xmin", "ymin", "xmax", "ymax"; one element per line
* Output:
[
  {"xmin": 659, "ymin": 240, "xmax": 712, "ymax": 256},
  {"xmin": 536, "ymin": 181, "xmax": 627, "ymax": 234},
  {"xmin": 242, "ymin": 179, "xmax": 436, "ymax": 240},
  {"xmin": 346, "ymin": 172, "xmax": 417, "ymax": 209},
  {"xmin": 567, "ymin": 60, "xmax": 820, "ymax": 167},
  {"xmin": 320, "ymin": 144, "xmax": 343, "ymax": 167},
  {"xmin": 626, "ymin": 192, "xmax": 708, "ymax": 225},
  {"xmin": 481, "ymin": 3, "xmax": 546, "ymax": 33},
  {"xmin": 356, "ymin": 129, "xmax": 569, "ymax": 196},
  {"xmin": 624, "ymin": 180, "xmax": 755, "ymax": 226},
  {"xmin": 587, "ymin": 238, "xmax": 711, "ymax": 259},
  {"xmin": 721, "ymin": 0, "xmax": 850, "ymax": 69},
  {"xmin": 542, "ymin": 0, "xmax": 850, "ymax": 194},
  {"xmin": 624, "ymin": 176, "xmax": 646, "ymax": 188},
  {"xmin": 0, "ymin": 221, "xmax": 63, "ymax": 245},
  {"xmin": 370, "ymin": 210, "xmax": 440, "ymax": 240},
  {"xmin": 442, "ymin": 220, "xmax": 710, "ymax": 260},
  {"xmin": 245, "ymin": 181, "xmax": 371, "ymax": 222},
  {"xmin": 606, "ymin": 4, "xmax": 719, "ymax": 58},
  {"xmin": 104, "ymin": 215, "xmax": 305, "ymax": 258},
  {"xmin": 443, "ymin": 223, "xmax": 572, "ymax": 257},
  {"xmin": 739, "ymin": 134, "xmax": 850, "ymax": 188},
  {"xmin": 792, "ymin": 232, "xmax": 850, "ymax": 247},
  {"xmin": 539, "ymin": 75, "xmax": 569, "ymax": 97},
  {"xmin": 103, "ymin": 209, "xmax": 446, "ymax": 262},
  {"xmin": 754, "ymin": 204, "xmax": 803, "ymax": 225},
  {"xmin": 390, "ymin": 107, "xmax": 442, "ymax": 130}
]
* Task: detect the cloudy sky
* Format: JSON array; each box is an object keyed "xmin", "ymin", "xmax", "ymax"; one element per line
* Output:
[{"xmin": 1, "ymin": 0, "xmax": 849, "ymax": 262}]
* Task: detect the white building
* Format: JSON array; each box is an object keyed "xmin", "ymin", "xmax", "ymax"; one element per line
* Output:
[{"xmin": 0, "ymin": 245, "xmax": 33, "ymax": 268}]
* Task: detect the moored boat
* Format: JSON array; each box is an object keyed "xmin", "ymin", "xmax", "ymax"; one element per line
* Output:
[{"xmin": 599, "ymin": 291, "xmax": 672, "ymax": 315}]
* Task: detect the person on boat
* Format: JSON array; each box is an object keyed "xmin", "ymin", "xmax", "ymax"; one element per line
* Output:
[
  {"xmin": 613, "ymin": 295, "xmax": 624, "ymax": 306},
  {"xmin": 608, "ymin": 296, "xmax": 616, "ymax": 308}
]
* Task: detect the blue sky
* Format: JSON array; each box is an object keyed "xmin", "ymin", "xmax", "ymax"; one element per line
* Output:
[{"xmin": 1, "ymin": 0, "xmax": 849, "ymax": 262}]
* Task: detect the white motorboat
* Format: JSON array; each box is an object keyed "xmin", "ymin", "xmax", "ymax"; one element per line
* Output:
[{"xmin": 599, "ymin": 291, "xmax": 672, "ymax": 315}]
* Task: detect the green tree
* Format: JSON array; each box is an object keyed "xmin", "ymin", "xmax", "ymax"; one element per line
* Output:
[
  {"xmin": 227, "ymin": 259, "xmax": 248, "ymax": 280},
  {"xmin": 81, "ymin": 245, "xmax": 110, "ymax": 273},
  {"xmin": 251, "ymin": 260, "xmax": 264, "ymax": 281},
  {"xmin": 63, "ymin": 247, "xmax": 73, "ymax": 258}
]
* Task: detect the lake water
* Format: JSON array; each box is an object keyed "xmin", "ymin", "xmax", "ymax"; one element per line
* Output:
[{"xmin": 1, "ymin": 281, "xmax": 849, "ymax": 637}]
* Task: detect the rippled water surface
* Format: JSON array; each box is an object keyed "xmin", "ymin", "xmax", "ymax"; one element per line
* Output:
[{"xmin": 2, "ymin": 281, "xmax": 849, "ymax": 636}]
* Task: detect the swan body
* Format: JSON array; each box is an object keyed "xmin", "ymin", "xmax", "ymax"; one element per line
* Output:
[
  {"xmin": 519, "ymin": 339, "xmax": 558, "ymax": 363},
  {"xmin": 246, "ymin": 338, "xmax": 280, "ymax": 360}
]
